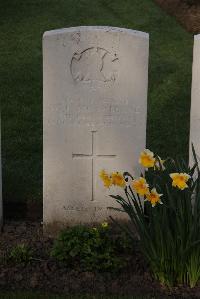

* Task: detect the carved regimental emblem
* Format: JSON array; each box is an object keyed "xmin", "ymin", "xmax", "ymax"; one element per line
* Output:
[{"xmin": 70, "ymin": 47, "xmax": 119, "ymax": 83}]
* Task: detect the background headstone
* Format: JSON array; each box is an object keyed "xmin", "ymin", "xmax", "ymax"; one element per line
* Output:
[
  {"xmin": 190, "ymin": 34, "xmax": 200, "ymax": 164},
  {"xmin": 43, "ymin": 26, "xmax": 149, "ymax": 230}
]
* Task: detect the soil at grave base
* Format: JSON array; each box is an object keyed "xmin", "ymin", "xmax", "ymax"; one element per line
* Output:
[
  {"xmin": 153, "ymin": 0, "xmax": 200, "ymax": 33},
  {"xmin": 0, "ymin": 222, "xmax": 200, "ymax": 298}
]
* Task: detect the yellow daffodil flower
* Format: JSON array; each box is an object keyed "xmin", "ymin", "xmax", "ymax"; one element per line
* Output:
[
  {"xmin": 99, "ymin": 170, "xmax": 112, "ymax": 188},
  {"xmin": 101, "ymin": 222, "xmax": 109, "ymax": 228},
  {"xmin": 139, "ymin": 149, "xmax": 155, "ymax": 168},
  {"xmin": 170, "ymin": 173, "xmax": 191, "ymax": 190},
  {"xmin": 132, "ymin": 177, "xmax": 149, "ymax": 196},
  {"xmin": 111, "ymin": 172, "xmax": 126, "ymax": 188},
  {"xmin": 145, "ymin": 188, "xmax": 163, "ymax": 207}
]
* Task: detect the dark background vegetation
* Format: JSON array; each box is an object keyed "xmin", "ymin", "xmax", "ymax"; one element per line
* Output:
[
  {"xmin": 186, "ymin": 0, "xmax": 200, "ymax": 5},
  {"xmin": 0, "ymin": 0, "xmax": 193, "ymax": 207}
]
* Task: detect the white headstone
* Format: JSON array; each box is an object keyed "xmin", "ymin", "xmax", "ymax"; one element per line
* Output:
[
  {"xmin": 190, "ymin": 34, "xmax": 200, "ymax": 164},
  {"xmin": 43, "ymin": 26, "xmax": 149, "ymax": 230}
]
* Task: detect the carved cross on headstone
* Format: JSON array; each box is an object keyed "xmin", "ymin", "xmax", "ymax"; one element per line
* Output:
[{"xmin": 72, "ymin": 131, "xmax": 116, "ymax": 201}]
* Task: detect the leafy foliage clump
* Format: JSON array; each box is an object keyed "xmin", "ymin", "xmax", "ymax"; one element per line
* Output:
[
  {"xmin": 9, "ymin": 244, "xmax": 33, "ymax": 264},
  {"xmin": 51, "ymin": 224, "xmax": 132, "ymax": 272}
]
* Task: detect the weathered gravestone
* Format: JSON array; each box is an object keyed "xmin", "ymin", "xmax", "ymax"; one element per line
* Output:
[
  {"xmin": 190, "ymin": 34, "xmax": 200, "ymax": 163},
  {"xmin": 43, "ymin": 26, "xmax": 149, "ymax": 230}
]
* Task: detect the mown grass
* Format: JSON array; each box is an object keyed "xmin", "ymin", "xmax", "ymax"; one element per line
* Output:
[{"xmin": 0, "ymin": 0, "xmax": 193, "ymax": 202}]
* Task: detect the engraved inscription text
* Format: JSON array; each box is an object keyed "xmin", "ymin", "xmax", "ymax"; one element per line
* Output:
[{"xmin": 64, "ymin": 98, "xmax": 139, "ymax": 127}]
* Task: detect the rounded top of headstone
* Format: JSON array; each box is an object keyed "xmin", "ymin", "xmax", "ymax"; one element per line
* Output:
[
  {"xmin": 43, "ymin": 26, "xmax": 149, "ymax": 40},
  {"xmin": 194, "ymin": 34, "xmax": 200, "ymax": 41}
]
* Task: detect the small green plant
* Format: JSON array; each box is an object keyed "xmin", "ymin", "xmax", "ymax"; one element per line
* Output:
[
  {"xmin": 9, "ymin": 244, "xmax": 33, "ymax": 264},
  {"xmin": 100, "ymin": 146, "xmax": 200, "ymax": 287},
  {"xmin": 51, "ymin": 223, "xmax": 132, "ymax": 272}
]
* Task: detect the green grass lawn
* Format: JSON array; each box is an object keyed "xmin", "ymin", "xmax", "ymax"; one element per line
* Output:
[{"xmin": 0, "ymin": 0, "xmax": 193, "ymax": 203}]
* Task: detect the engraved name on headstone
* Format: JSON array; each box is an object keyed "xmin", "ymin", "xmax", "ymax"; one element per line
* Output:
[{"xmin": 43, "ymin": 26, "xmax": 149, "ymax": 229}]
